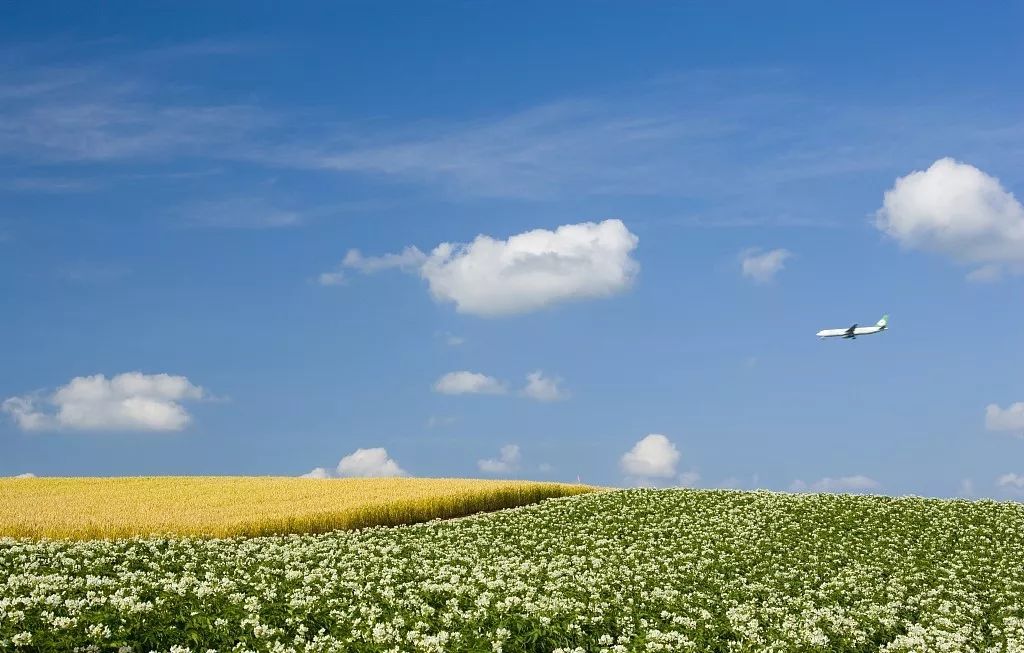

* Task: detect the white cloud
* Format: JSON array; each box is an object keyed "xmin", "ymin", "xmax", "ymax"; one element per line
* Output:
[
  {"xmin": 343, "ymin": 246, "xmax": 427, "ymax": 273},
  {"xmin": 986, "ymin": 403, "xmax": 1024, "ymax": 435},
  {"xmin": 521, "ymin": 371, "xmax": 568, "ymax": 402},
  {"xmin": 478, "ymin": 444, "xmax": 521, "ymax": 475},
  {"xmin": 12, "ymin": 473, "xmax": 36, "ymax": 479},
  {"xmin": 997, "ymin": 473, "xmax": 1024, "ymax": 492},
  {"xmin": 2, "ymin": 372, "xmax": 205, "ymax": 432},
  {"xmin": 790, "ymin": 475, "xmax": 879, "ymax": 493},
  {"xmin": 620, "ymin": 434, "xmax": 680, "ymax": 480},
  {"xmin": 445, "ymin": 334, "xmax": 465, "ymax": 346},
  {"xmin": 740, "ymin": 248, "xmax": 791, "ymax": 284},
  {"xmin": 875, "ymin": 158, "xmax": 1024, "ymax": 277},
  {"xmin": 433, "ymin": 371, "xmax": 507, "ymax": 396},
  {"xmin": 0, "ymin": 60, "xmax": 266, "ymax": 164},
  {"xmin": 422, "ymin": 219, "xmax": 639, "ymax": 316},
  {"xmin": 317, "ymin": 271, "xmax": 346, "ymax": 286},
  {"xmin": 338, "ymin": 220, "xmax": 640, "ymax": 317},
  {"xmin": 336, "ymin": 447, "xmax": 408, "ymax": 477},
  {"xmin": 299, "ymin": 467, "xmax": 331, "ymax": 479}
]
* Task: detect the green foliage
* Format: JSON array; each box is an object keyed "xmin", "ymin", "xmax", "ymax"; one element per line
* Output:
[{"xmin": 2, "ymin": 489, "xmax": 1024, "ymax": 652}]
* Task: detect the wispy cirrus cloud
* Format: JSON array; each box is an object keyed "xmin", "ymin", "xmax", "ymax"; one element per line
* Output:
[
  {"xmin": 790, "ymin": 475, "xmax": 879, "ymax": 493},
  {"xmin": 181, "ymin": 197, "xmax": 304, "ymax": 230},
  {"xmin": 0, "ymin": 45, "xmax": 269, "ymax": 166},
  {"xmin": 55, "ymin": 262, "xmax": 131, "ymax": 284},
  {"xmin": 5, "ymin": 42, "xmax": 1024, "ymax": 230}
]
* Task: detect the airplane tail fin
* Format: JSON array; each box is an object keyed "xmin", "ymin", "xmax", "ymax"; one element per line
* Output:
[{"xmin": 876, "ymin": 314, "xmax": 889, "ymax": 328}]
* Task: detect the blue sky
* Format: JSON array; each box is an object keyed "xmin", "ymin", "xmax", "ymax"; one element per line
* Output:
[{"xmin": 3, "ymin": 2, "xmax": 1024, "ymax": 497}]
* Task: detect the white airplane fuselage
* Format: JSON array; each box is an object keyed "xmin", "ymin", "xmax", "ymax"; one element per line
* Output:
[{"xmin": 816, "ymin": 325, "xmax": 885, "ymax": 339}]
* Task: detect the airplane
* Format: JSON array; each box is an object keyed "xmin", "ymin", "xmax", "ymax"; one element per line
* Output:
[{"xmin": 816, "ymin": 315, "xmax": 888, "ymax": 340}]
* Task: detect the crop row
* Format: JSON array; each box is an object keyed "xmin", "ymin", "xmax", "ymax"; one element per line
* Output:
[{"xmin": 3, "ymin": 489, "xmax": 1024, "ymax": 652}]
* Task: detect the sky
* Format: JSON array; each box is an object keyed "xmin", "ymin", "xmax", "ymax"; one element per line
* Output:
[{"xmin": 2, "ymin": 2, "xmax": 1024, "ymax": 498}]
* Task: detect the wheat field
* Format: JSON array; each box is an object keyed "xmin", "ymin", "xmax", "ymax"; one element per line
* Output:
[{"xmin": 0, "ymin": 476, "xmax": 593, "ymax": 539}]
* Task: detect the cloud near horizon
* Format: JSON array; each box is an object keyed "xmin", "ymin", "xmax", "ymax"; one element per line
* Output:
[
  {"xmin": 620, "ymin": 434, "xmax": 681, "ymax": 481},
  {"xmin": 477, "ymin": 444, "xmax": 521, "ymax": 475},
  {"xmin": 876, "ymin": 158, "xmax": 1024, "ymax": 278},
  {"xmin": 337, "ymin": 448, "xmax": 408, "ymax": 477},
  {"xmin": 302, "ymin": 448, "xmax": 408, "ymax": 478},
  {"xmin": 325, "ymin": 219, "xmax": 639, "ymax": 316},
  {"xmin": 2, "ymin": 372, "xmax": 205, "ymax": 431},
  {"xmin": 997, "ymin": 473, "xmax": 1024, "ymax": 492}
]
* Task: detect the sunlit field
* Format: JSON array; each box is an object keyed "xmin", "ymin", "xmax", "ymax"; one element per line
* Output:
[
  {"xmin": 0, "ymin": 476, "xmax": 594, "ymax": 539},
  {"xmin": 3, "ymin": 489, "xmax": 1024, "ymax": 652}
]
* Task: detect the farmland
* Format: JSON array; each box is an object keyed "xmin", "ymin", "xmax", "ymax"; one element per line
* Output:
[
  {"xmin": 3, "ymin": 489, "xmax": 1024, "ymax": 652},
  {"xmin": 0, "ymin": 476, "xmax": 593, "ymax": 539}
]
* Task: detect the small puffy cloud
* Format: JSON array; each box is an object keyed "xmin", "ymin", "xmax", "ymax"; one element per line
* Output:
[
  {"xmin": 433, "ymin": 371, "xmax": 507, "ymax": 396},
  {"xmin": 317, "ymin": 271, "xmax": 346, "ymax": 286},
  {"xmin": 997, "ymin": 473, "xmax": 1024, "ymax": 492},
  {"xmin": 2, "ymin": 372, "xmax": 205, "ymax": 432},
  {"xmin": 875, "ymin": 158, "xmax": 1024, "ymax": 278},
  {"xmin": 620, "ymin": 434, "xmax": 680, "ymax": 480},
  {"xmin": 336, "ymin": 447, "xmax": 408, "ymax": 477},
  {"xmin": 790, "ymin": 475, "xmax": 879, "ymax": 493},
  {"xmin": 478, "ymin": 444, "xmax": 521, "ymax": 475},
  {"xmin": 740, "ymin": 247, "xmax": 791, "ymax": 284},
  {"xmin": 986, "ymin": 403, "xmax": 1024, "ymax": 435},
  {"xmin": 521, "ymin": 371, "xmax": 568, "ymax": 402},
  {"xmin": 299, "ymin": 467, "xmax": 331, "ymax": 479},
  {"xmin": 12, "ymin": 473, "xmax": 36, "ymax": 479}
]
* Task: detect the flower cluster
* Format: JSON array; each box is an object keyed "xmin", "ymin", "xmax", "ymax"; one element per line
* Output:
[{"xmin": 2, "ymin": 489, "xmax": 1023, "ymax": 652}]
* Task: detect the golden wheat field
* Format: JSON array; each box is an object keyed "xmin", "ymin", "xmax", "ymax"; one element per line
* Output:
[{"xmin": 0, "ymin": 476, "xmax": 594, "ymax": 539}]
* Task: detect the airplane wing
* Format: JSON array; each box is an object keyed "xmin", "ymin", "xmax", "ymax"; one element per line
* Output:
[{"xmin": 845, "ymin": 324, "xmax": 857, "ymax": 334}]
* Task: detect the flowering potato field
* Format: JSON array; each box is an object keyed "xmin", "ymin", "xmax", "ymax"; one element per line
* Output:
[
  {"xmin": 3, "ymin": 489, "xmax": 1024, "ymax": 652},
  {"xmin": 0, "ymin": 477, "xmax": 593, "ymax": 539}
]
